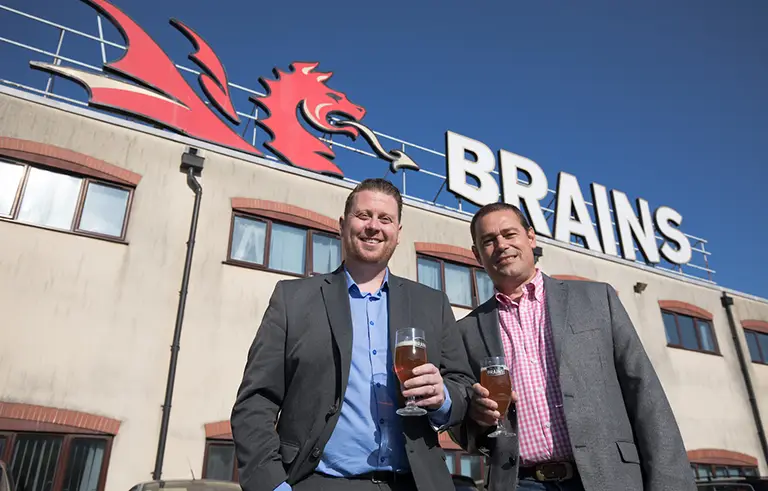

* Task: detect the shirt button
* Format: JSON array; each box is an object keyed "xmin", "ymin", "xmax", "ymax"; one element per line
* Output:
[
  {"xmin": 530, "ymin": 358, "xmax": 536, "ymax": 364},
  {"xmin": 376, "ymin": 383, "xmax": 381, "ymax": 388},
  {"xmin": 380, "ymin": 418, "xmax": 385, "ymax": 424},
  {"xmin": 372, "ymin": 350, "xmax": 377, "ymax": 355},
  {"xmin": 544, "ymin": 422, "xmax": 551, "ymax": 428},
  {"xmin": 370, "ymin": 321, "xmax": 374, "ymax": 326},
  {"xmin": 380, "ymin": 457, "xmax": 386, "ymax": 463}
]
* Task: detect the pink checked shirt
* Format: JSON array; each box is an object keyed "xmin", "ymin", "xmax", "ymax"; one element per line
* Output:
[{"xmin": 496, "ymin": 270, "xmax": 573, "ymax": 465}]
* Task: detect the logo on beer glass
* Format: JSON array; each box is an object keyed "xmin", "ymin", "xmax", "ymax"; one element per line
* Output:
[
  {"xmin": 481, "ymin": 356, "xmax": 515, "ymax": 438},
  {"xmin": 394, "ymin": 327, "xmax": 428, "ymax": 417}
]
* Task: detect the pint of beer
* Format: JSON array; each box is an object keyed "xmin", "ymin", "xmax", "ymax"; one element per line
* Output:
[
  {"xmin": 394, "ymin": 338, "xmax": 427, "ymax": 385},
  {"xmin": 481, "ymin": 356, "xmax": 514, "ymax": 437},
  {"xmin": 394, "ymin": 327, "xmax": 428, "ymax": 417}
]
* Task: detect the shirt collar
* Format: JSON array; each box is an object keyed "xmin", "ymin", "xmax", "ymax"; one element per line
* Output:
[
  {"xmin": 494, "ymin": 269, "xmax": 545, "ymax": 306},
  {"xmin": 343, "ymin": 264, "xmax": 390, "ymax": 296}
]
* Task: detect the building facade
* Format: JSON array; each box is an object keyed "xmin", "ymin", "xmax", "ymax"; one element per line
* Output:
[{"xmin": 1, "ymin": 86, "xmax": 768, "ymax": 491}]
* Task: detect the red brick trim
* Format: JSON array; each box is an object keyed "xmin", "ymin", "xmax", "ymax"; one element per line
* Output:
[
  {"xmin": 0, "ymin": 401, "xmax": 120, "ymax": 435},
  {"xmin": 415, "ymin": 242, "xmax": 480, "ymax": 268},
  {"xmin": 551, "ymin": 275, "xmax": 592, "ymax": 282},
  {"xmin": 204, "ymin": 420, "xmax": 233, "ymax": 440},
  {"xmin": 659, "ymin": 300, "xmax": 713, "ymax": 321},
  {"xmin": 438, "ymin": 431, "xmax": 462, "ymax": 450},
  {"xmin": 742, "ymin": 320, "xmax": 768, "ymax": 335},
  {"xmin": 0, "ymin": 137, "xmax": 141, "ymax": 186},
  {"xmin": 231, "ymin": 198, "xmax": 339, "ymax": 235},
  {"xmin": 687, "ymin": 449, "xmax": 758, "ymax": 466}
]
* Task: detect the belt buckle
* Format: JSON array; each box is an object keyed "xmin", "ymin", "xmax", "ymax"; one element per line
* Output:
[
  {"xmin": 534, "ymin": 462, "xmax": 573, "ymax": 482},
  {"xmin": 371, "ymin": 471, "xmax": 388, "ymax": 484}
]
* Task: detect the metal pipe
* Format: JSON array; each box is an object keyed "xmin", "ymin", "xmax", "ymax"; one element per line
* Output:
[
  {"xmin": 721, "ymin": 292, "xmax": 768, "ymax": 468},
  {"xmin": 152, "ymin": 155, "xmax": 204, "ymax": 481}
]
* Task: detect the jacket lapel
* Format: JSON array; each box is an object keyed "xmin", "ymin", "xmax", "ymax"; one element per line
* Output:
[
  {"xmin": 477, "ymin": 297, "xmax": 504, "ymax": 358},
  {"xmin": 387, "ymin": 273, "xmax": 409, "ymax": 356},
  {"xmin": 543, "ymin": 274, "xmax": 570, "ymax": 370},
  {"xmin": 321, "ymin": 268, "xmax": 354, "ymax": 399}
]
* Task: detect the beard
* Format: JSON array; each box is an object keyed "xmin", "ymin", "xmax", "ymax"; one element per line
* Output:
[{"xmin": 345, "ymin": 235, "xmax": 397, "ymax": 266}]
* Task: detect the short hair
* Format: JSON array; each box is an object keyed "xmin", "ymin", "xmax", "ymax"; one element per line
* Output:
[
  {"xmin": 344, "ymin": 178, "xmax": 403, "ymax": 221},
  {"xmin": 470, "ymin": 202, "xmax": 532, "ymax": 245}
]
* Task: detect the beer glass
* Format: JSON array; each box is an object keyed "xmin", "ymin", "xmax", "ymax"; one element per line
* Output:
[
  {"xmin": 394, "ymin": 327, "xmax": 428, "ymax": 416},
  {"xmin": 481, "ymin": 356, "xmax": 514, "ymax": 437}
]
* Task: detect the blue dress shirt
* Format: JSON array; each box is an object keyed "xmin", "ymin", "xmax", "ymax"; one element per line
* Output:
[{"xmin": 274, "ymin": 268, "xmax": 451, "ymax": 490}]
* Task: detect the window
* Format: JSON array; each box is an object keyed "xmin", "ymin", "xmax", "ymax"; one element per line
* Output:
[
  {"xmin": 203, "ymin": 440, "xmax": 237, "ymax": 482},
  {"xmin": 444, "ymin": 450, "xmax": 484, "ymax": 485},
  {"xmin": 0, "ymin": 431, "xmax": 111, "ymax": 491},
  {"xmin": 690, "ymin": 463, "xmax": 758, "ymax": 480},
  {"xmin": 417, "ymin": 255, "xmax": 494, "ymax": 308},
  {"xmin": 0, "ymin": 159, "xmax": 132, "ymax": 240},
  {"xmin": 745, "ymin": 329, "xmax": 768, "ymax": 365},
  {"xmin": 662, "ymin": 310, "xmax": 719, "ymax": 354},
  {"xmin": 227, "ymin": 212, "xmax": 341, "ymax": 277}
]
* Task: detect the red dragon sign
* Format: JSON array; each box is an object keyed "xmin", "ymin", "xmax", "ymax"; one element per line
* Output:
[{"xmin": 32, "ymin": 0, "xmax": 418, "ymax": 178}]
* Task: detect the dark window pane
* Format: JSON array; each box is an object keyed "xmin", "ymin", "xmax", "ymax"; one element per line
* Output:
[
  {"xmin": 743, "ymin": 467, "xmax": 758, "ymax": 476},
  {"xmin": 268, "ymin": 223, "xmax": 307, "ymax": 274},
  {"xmin": 445, "ymin": 453, "xmax": 455, "ymax": 473},
  {"xmin": 696, "ymin": 320, "xmax": 716, "ymax": 352},
  {"xmin": 78, "ymin": 183, "xmax": 130, "ymax": 237},
  {"xmin": 230, "ymin": 216, "xmax": 266, "ymax": 264},
  {"xmin": 205, "ymin": 444, "xmax": 236, "ymax": 482},
  {"xmin": 714, "ymin": 466, "xmax": 728, "ymax": 477},
  {"xmin": 62, "ymin": 439, "xmax": 106, "ymax": 491},
  {"xmin": 444, "ymin": 263, "xmax": 472, "ymax": 306},
  {"xmin": 0, "ymin": 435, "xmax": 6, "ymax": 460},
  {"xmin": 726, "ymin": 466, "xmax": 741, "ymax": 477},
  {"xmin": 0, "ymin": 161, "xmax": 25, "ymax": 216},
  {"xmin": 696, "ymin": 465, "xmax": 712, "ymax": 478},
  {"xmin": 10, "ymin": 434, "xmax": 62, "ymax": 491},
  {"xmin": 678, "ymin": 315, "xmax": 699, "ymax": 350},
  {"xmin": 312, "ymin": 234, "xmax": 341, "ymax": 274},
  {"xmin": 17, "ymin": 167, "xmax": 81, "ymax": 230},
  {"xmin": 417, "ymin": 257, "xmax": 442, "ymax": 291},
  {"xmin": 745, "ymin": 331, "xmax": 762, "ymax": 363},
  {"xmin": 475, "ymin": 270, "xmax": 495, "ymax": 304},
  {"xmin": 662, "ymin": 312, "xmax": 680, "ymax": 345},
  {"xmin": 759, "ymin": 334, "xmax": 768, "ymax": 365}
]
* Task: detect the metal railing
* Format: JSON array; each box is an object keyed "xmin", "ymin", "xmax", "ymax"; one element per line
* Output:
[{"xmin": 0, "ymin": 2, "xmax": 716, "ymax": 283}]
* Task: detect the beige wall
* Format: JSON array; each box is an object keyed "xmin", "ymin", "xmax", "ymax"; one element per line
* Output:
[{"xmin": 1, "ymin": 91, "xmax": 768, "ymax": 490}]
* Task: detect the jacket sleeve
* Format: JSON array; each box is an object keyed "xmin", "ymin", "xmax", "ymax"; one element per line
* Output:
[
  {"xmin": 231, "ymin": 281, "xmax": 290, "ymax": 491},
  {"xmin": 438, "ymin": 294, "xmax": 476, "ymax": 429},
  {"xmin": 608, "ymin": 285, "xmax": 696, "ymax": 491}
]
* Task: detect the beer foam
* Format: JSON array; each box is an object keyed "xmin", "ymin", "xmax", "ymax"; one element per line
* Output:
[{"xmin": 396, "ymin": 339, "xmax": 426, "ymax": 349}]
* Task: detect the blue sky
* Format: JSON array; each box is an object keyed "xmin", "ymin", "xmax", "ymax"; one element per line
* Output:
[{"xmin": 1, "ymin": 0, "xmax": 766, "ymax": 298}]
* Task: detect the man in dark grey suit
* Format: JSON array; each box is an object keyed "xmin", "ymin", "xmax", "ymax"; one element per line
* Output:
[
  {"xmin": 450, "ymin": 202, "xmax": 695, "ymax": 491},
  {"xmin": 231, "ymin": 178, "xmax": 474, "ymax": 491}
]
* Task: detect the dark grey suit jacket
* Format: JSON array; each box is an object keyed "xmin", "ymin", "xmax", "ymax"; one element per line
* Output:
[
  {"xmin": 231, "ymin": 267, "xmax": 475, "ymax": 491},
  {"xmin": 450, "ymin": 275, "xmax": 696, "ymax": 491}
]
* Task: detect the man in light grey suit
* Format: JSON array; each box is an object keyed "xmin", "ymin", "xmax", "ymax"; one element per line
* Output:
[
  {"xmin": 449, "ymin": 202, "xmax": 695, "ymax": 491},
  {"xmin": 231, "ymin": 179, "xmax": 474, "ymax": 491}
]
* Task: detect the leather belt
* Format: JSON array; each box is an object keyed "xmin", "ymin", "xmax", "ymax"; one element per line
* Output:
[
  {"xmin": 519, "ymin": 462, "xmax": 575, "ymax": 482},
  {"xmin": 347, "ymin": 471, "xmax": 413, "ymax": 484}
]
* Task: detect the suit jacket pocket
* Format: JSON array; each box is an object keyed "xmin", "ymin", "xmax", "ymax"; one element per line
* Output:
[
  {"xmin": 616, "ymin": 441, "xmax": 640, "ymax": 464},
  {"xmin": 279, "ymin": 441, "xmax": 300, "ymax": 465}
]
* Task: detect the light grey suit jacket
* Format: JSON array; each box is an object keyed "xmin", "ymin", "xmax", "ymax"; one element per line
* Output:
[
  {"xmin": 231, "ymin": 266, "xmax": 475, "ymax": 491},
  {"xmin": 449, "ymin": 275, "xmax": 696, "ymax": 491}
]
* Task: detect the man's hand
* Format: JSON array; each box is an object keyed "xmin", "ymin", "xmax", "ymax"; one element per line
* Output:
[
  {"xmin": 468, "ymin": 383, "xmax": 518, "ymax": 427},
  {"xmin": 402, "ymin": 363, "xmax": 445, "ymax": 410}
]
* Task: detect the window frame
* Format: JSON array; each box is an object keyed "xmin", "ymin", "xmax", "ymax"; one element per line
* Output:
[
  {"xmin": 690, "ymin": 462, "xmax": 758, "ymax": 480},
  {"xmin": 225, "ymin": 211, "xmax": 341, "ymax": 278},
  {"xmin": 201, "ymin": 439, "xmax": 238, "ymax": 482},
  {"xmin": 661, "ymin": 309, "xmax": 721, "ymax": 355},
  {"xmin": 443, "ymin": 449, "xmax": 485, "ymax": 486},
  {"xmin": 416, "ymin": 253, "xmax": 491, "ymax": 309},
  {"xmin": 0, "ymin": 430, "xmax": 113, "ymax": 491},
  {"xmin": 0, "ymin": 158, "xmax": 134, "ymax": 242},
  {"xmin": 744, "ymin": 329, "xmax": 768, "ymax": 365}
]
